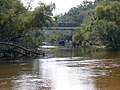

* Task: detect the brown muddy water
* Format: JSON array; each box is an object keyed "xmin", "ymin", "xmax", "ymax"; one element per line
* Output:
[{"xmin": 0, "ymin": 46, "xmax": 120, "ymax": 90}]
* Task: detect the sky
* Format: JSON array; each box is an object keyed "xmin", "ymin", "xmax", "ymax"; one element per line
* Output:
[{"xmin": 21, "ymin": 0, "xmax": 94, "ymax": 15}]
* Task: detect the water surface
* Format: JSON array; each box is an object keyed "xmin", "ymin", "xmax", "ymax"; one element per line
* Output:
[{"xmin": 0, "ymin": 46, "xmax": 120, "ymax": 90}]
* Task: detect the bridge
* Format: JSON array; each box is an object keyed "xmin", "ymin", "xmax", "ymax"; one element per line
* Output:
[{"xmin": 43, "ymin": 27, "xmax": 78, "ymax": 30}]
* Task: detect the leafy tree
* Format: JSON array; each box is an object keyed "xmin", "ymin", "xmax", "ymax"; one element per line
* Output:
[
  {"xmin": 44, "ymin": 30, "xmax": 72, "ymax": 44},
  {"xmin": 0, "ymin": 0, "xmax": 55, "ymax": 58},
  {"xmin": 72, "ymin": 0, "xmax": 120, "ymax": 50},
  {"xmin": 83, "ymin": 1, "xmax": 120, "ymax": 50},
  {"xmin": 57, "ymin": 0, "xmax": 95, "ymax": 27},
  {"xmin": 93, "ymin": 1, "xmax": 120, "ymax": 49}
]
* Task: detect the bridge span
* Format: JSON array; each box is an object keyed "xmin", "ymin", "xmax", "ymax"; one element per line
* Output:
[{"xmin": 43, "ymin": 27, "xmax": 78, "ymax": 30}]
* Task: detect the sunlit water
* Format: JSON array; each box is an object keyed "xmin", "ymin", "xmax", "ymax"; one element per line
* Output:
[{"xmin": 0, "ymin": 46, "xmax": 120, "ymax": 90}]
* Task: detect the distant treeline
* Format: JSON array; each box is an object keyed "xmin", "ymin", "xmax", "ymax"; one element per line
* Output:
[{"xmin": 56, "ymin": 0, "xmax": 120, "ymax": 50}]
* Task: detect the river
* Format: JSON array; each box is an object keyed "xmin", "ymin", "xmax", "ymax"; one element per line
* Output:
[{"xmin": 0, "ymin": 46, "xmax": 120, "ymax": 90}]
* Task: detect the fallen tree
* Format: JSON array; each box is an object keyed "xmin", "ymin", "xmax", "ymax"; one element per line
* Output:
[{"xmin": 0, "ymin": 42, "xmax": 44, "ymax": 58}]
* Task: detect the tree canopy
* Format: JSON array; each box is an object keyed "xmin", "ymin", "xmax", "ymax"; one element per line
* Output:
[
  {"xmin": 58, "ymin": 0, "xmax": 120, "ymax": 50},
  {"xmin": 56, "ymin": 0, "xmax": 95, "ymax": 27},
  {"xmin": 0, "ymin": 0, "xmax": 55, "ymax": 58}
]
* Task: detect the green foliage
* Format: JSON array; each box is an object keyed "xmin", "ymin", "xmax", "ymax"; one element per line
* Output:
[
  {"xmin": 44, "ymin": 30, "xmax": 72, "ymax": 44},
  {"xmin": 95, "ymin": 2, "xmax": 120, "ymax": 23},
  {"xmin": 93, "ymin": 1, "xmax": 120, "ymax": 49},
  {"xmin": 32, "ymin": 2, "xmax": 55, "ymax": 27},
  {"xmin": 57, "ymin": 0, "xmax": 95, "ymax": 27},
  {"xmin": 0, "ymin": 0, "xmax": 26, "ymax": 37},
  {"xmin": 72, "ymin": 0, "xmax": 120, "ymax": 50},
  {"xmin": 0, "ymin": 0, "xmax": 55, "ymax": 57},
  {"xmin": 72, "ymin": 27, "xmax": 85, "ymax": 44},
  {"xmin": 0, "ymin": 0, "xmax": 55, "ymax": 42}
]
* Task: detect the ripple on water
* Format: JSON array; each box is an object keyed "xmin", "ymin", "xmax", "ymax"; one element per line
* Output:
[
  {"xmin": 39, "ymin": 57, "xmax": 120, "ymax": 79},
  {"xmin": 12, "ymin": 74, "xmax": 51, "ymax": 90}
]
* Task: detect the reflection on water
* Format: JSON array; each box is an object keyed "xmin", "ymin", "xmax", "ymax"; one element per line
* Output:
[
  {"xmin": 0, "ymin": 46, "xmax": 120, "ymax": 90},
  {"xmin": 40, "ymin": 45, "xmax": 58, "ymax": 49},
  {"xmin": 39, "ymin": 58, "xmax": 96, "ymax": 90}
]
